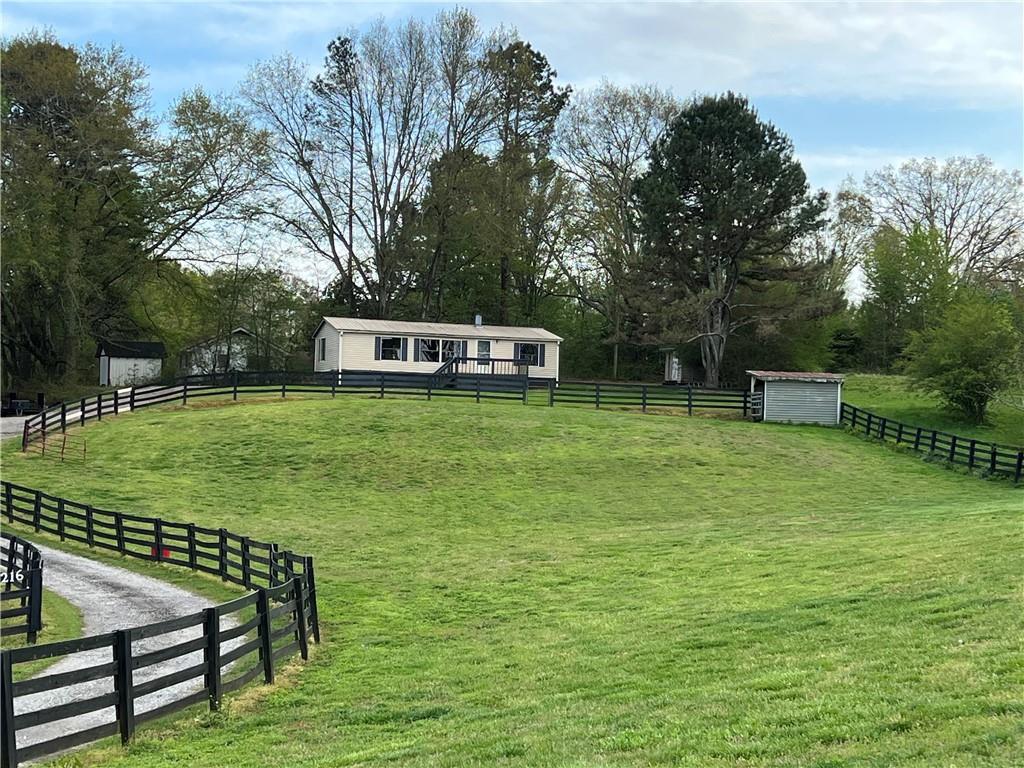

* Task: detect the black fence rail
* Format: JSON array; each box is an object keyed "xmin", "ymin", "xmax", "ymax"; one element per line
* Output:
[
  {"xmin": 840, "ymin": 403, "xmax": 1024, "ymax": 482},
  {"xmin": 0, "ymin": 534, "xmax": 43, "ymax": 644},
  {"xmin": 22, "ymin": 372, "xmax": 542, "ymax": 448},
  {"xmin": 551, "ymin": 381, "xmax": 750, "ymax": 415},
  {"xmin": 0, "ymin": 482, "xmax": 320, "ymax": 768}
]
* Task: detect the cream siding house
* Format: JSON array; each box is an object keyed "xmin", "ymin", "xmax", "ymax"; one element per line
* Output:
[{"xmin": 312, "ymin": 317, "xmax": 561, "ymax": 380}]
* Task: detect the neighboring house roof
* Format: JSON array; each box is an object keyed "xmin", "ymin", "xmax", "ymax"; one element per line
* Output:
[
  {"xmin": 95, "ymin": 340, "xmax": 166, "ymax": 359},
  {"xmin": 747, "ymin": 370, "xmax": 844, "ymax": 383},
  {"xmin": 315, "ymin": 317, "xmax": 562, "ymax": 342},
  {"xmin": 180, "ymin": 327, "xmax": 268, "ymax": 353}
]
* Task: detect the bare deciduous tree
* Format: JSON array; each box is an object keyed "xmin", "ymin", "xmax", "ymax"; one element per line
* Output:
[
  {"xmin": 555, "ymin": 82, "xmax": 678, "ymax": 375},
  {"xmin": 864, "ymin": 156, "xmax": 1024, "ymax": 284}
]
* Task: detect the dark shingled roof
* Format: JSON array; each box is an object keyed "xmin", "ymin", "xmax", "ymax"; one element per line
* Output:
[{"xmin": 96, "ymin": 340, "xmax": 166, "ymax": 359}]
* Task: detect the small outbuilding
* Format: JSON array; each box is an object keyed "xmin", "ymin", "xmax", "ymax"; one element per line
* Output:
[
  {"xmin": 96, "ymin": 341, "xmax": 166, "ymax": 387},
  {"xmin": 747, "ymin": 370, "xmax": 844, "ymax": 425}
]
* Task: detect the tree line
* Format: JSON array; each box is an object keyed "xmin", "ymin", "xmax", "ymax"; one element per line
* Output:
[{"xmin": 2, "ymin": 11, "xmax": 1022, "ymax": 418}]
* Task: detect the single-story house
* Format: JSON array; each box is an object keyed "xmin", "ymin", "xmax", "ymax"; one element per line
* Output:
[
  {"xmin": 312, "ymin": 316, "xmax": 562, "ymax": 380},
  {"xmin": 96, "ymin": 341, "xmax": 166, "ymax": 387},
  {"xmin": 179, "ymin": 327, "xmax": 285, "ymax": 376},
  {"xmin": 748, "ymin": 370, "xmax": 844, "ymax": 425}
]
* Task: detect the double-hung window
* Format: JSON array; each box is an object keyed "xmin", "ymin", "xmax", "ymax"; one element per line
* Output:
[
  {"xmin": 318, "ymin": 337, "xmax": 326, "ymax": 361},
  {"xmin": 476, "ymin": 340, "xmax": 491, "ymax": 365},
  {"xmin": 417, "ymin": 338, "xmax": 463, "ymax": 363},
  {"xmin": 518, "ymin": 343, "xmax": 541, "ymax": 366},
  {"xmin": 380, "ymin": 337, "xmax": 403, "ymax": 361}
]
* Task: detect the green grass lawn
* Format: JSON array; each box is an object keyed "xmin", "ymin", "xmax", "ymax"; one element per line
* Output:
[
  {"xmin": 1, "ymin": 395, "xmax": 1021, "ymax": 767},
  {"xmin": 843, "ymin": 374, "xmax": 1024, "ymax": 447}
]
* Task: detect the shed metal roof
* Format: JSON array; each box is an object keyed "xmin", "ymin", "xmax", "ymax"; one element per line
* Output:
[
  {"xmin": 317, "ymin": 317, "xmax": 562, "ymax": 342},
  {"xmin": 96, "ymin": 340, "xmax": 166, "ymax": 359},
  {"xmin": 747, "ymin": 370, "xmax": 844, "ymax": 383}
]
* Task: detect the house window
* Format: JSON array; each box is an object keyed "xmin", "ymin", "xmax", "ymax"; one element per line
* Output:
[
  {"xmin": 441, "ymin": 339, "xmax": 461, "ymax": 361},
  {"xmin": 418, "ymin": 338, "xmax": 440, "ymax": 363},
  {"xmin": 318, "ymin": 337, "xmax": 326, "ymax": 361},
  {"xmin": 380, "ymin": 337, "xmax": 403, "ymax": 360},
  {"xmin": 217, "ymin": 353, "xmax": 230, "ymax": 370},
  {"xmin": 518, "ymin": 343, "xmax": 540, "ymax": 365},
  {"xmin": 477, "ymin": 340, "xmax": 491, "ymax": 363}
]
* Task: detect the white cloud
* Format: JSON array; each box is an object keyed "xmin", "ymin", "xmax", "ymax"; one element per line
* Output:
[{"xmin": 470, "ymin": 1, "xmax": 1023, "ymax": 109}]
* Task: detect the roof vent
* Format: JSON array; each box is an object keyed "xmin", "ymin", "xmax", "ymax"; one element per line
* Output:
[{"xmin": 474, "ymin": 314, "xmax": 483, "ymax": 327}]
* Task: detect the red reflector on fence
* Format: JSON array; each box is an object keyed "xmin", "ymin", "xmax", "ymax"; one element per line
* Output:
[{"xmin": 151, "ymin": 546, "xmax": 171, "ymax": 559}]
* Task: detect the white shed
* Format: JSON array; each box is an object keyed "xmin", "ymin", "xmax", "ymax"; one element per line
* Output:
[
  {"xmin": 312, "ymin": 316, "xmax": 562, "ymax": 380},
  {"xmin": 748, "ymin": 370, "xmax": 844, "ymax": 425},
  {"xmin": 96, "ymin": 341, "xmax": 165, "ymax": 387}
]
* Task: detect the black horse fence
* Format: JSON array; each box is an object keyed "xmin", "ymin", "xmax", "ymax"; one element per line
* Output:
[
  {"xmin": 0, "ymin": 534, "xmax": 43, "ymax": 644},
  {"xmin": 0, "ymin": 482, "xmax": 319, "ymax": 768},
  {"xmin": 21, "ymin": 373, "xmax": 752, "ymax": 450},
  {"xmin": 840, "ymin": 403, "xmax": 1023, "ymax": 481}
]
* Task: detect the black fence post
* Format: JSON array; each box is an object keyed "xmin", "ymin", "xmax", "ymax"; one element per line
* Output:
[
  {"xmin": 1, "ymin": 651, "xmax": 16, "ymax": 768},
  {"xmin": 548, "ymin": 379, "xmax": 555, "ymax": 407},
  {"xmin": 521, "ymin": 378, "xmax": 528, "ymax": 405},
  {"xmin": 96, "ymin": 392, "xmax": 102, "ymax": 421},
  {"xmin": 305, "ymin": 556, "xmax": 320, "ymax": 644},
  {"xmin": 989, "ymin": 444, "xmax": 998, "ymax": 475},
  {"xmin": 687, "ymin": 385, "xmax": 693, "ymax": 416},
  {"xmin": 114, "ymin": 629, "xmax": 136, "ymax": 745},
  {"xmin": 115, "ymin": 512, "xmax": 126, "ymax": 552},
  {"xmin": 292, "ymin": 577, "xmax": 309, "ymax": 660},
  {"xmin": 218, "ymin": 529, "xmax": 228, "ymax": 581},
  {"xmin": 1015, "ymin": 451, "xmax": 1023, "ymax": 483},
  {"xmin": 595, "ymin": 383, "xmax": 601, "ymax": 409},
  {"xmin": 878, "ymin": 417, "xmax": 887, "ymax": 440},
  {"xmin": 281, "ymin": 380, "xmax": 286, "ymax": 399},
  {"xmin": 57, "ymin": 498, "xmax": 66, "ymax": 541},
  {"xmin": 241, "ymin": 537, "xmax": 252, "ymax": 589},
  {"xmin": 232, "ymin": 372, "xmax": 239, "ymax": 402},
  {"xmin": 204, "ymin": 607, "xmax": 222, "ymax": 712},
  {"xmin": 257, "ymin": 588, "xmax": 275, "ymax": 684},
  {"xmin": 187, "ymin": 523, "xmax": 197, "ymax": 569},
  {"xmin": 26, "ymin": 568, "xmax": 42, "ymax": 644},
  {"xmin": 913, "ymin": 427, "xmax": 922, "ymax": 451},
  {"xmin": 113, "ymin": 389, "xmax": 119, "ymax": 416},
  {"xmin": 129, "ymin": 386, "xmax": 136, "ymax": 411},
  {"xmin": 60, "ymin": 402, "xmax": 67, "ymax": 433},
  {"xmin": 865, "ymin": 412, "xmax": 872, "ymax": 435},
  {"xmin": 80, "ymin": 397, "xmax": 86, "ymax": 426},
  {"xmin": 930, "ymin": 430, "xmax": 938, "ymax": 453},
  {"xmin": 85, "ymin": 505, "xmax": 95, "ymax": 547},
  {"xmin": 641, "ymin": 385, "xmax": 648, "ymax": 413},
  {"xmin": 967, "ymin": 440, "xmax": 977, "ymax": 470},
  {"xmin": 154, "ymin": 519, "xmax": 164, "ymax": 561},
  {"xmin": 32, "ymin": 491, "xmax": 41, "ymax": 533},
  {"xmin": 182, "ymin": 382, "xmax": 188, "ymax": 406},
  {"xmin": 476, "ymin": 378, "xmax": 481, "ymax": 404},
  {"xmin": 949, "ymin": 435, "xmax": 958, "ymax": 464},
  {"xmin": 895, "ymin": 422, "xmax": 903, "ymax": 444}
]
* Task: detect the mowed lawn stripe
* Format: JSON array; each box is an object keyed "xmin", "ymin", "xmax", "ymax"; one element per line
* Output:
[{"xmin": 1, "ymin": 396, "xmax": 1020, "ymax": 767}]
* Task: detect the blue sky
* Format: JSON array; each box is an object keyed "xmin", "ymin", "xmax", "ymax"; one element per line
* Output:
[{"xmin": 4, "ymin": 1, "xmax": 1022, "ymax": 191}]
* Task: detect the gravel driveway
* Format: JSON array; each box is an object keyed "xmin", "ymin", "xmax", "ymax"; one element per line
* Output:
[
  {"xmin": 0, "ymin": 415, "xmax": 27, "ymax": 440},
  {"xmin": 13, "ymin": 544, "xmax": 240, "ymax": 755}
]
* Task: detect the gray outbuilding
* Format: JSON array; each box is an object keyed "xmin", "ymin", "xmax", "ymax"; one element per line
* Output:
[{"xmin": 748, "ymin": 370, "xmax": 844, "ymax": 425}]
